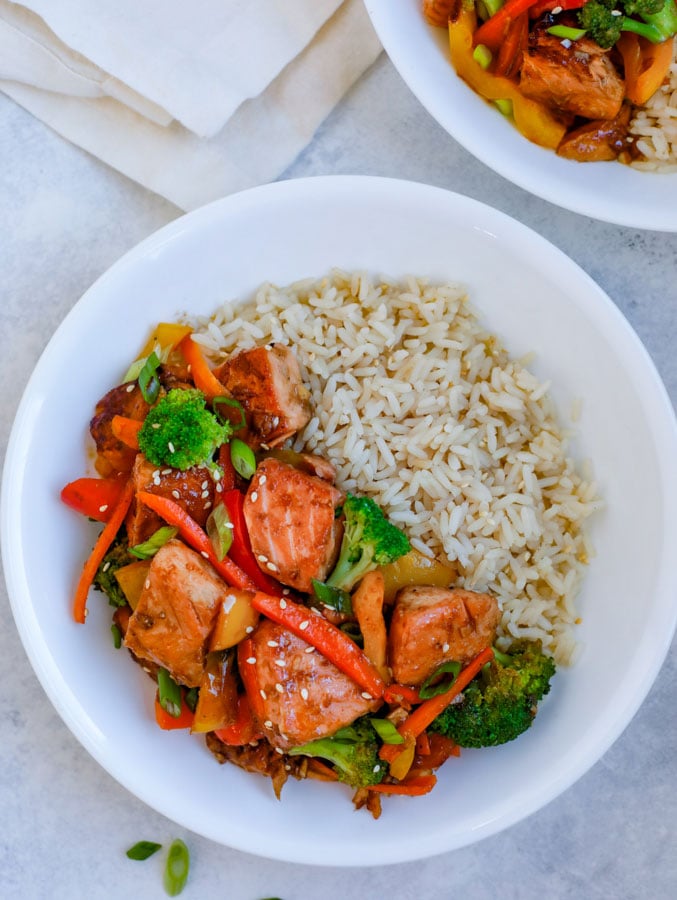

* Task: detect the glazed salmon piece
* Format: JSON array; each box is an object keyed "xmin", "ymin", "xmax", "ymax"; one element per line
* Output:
[
  {"xmin": 241, "ymin": 619, "xmax": 379, "ymax": 750},
  {"xmin": 520, "ymin": 33, "xmax": 624, "ymax": 120},
  {"xmin": 90, "ymin": 382, "xmax": 150, "ymax": 474},
  {"xmin": 214, "ymin": 344, "xmax": 311, "ymax": 448},
  {"xmin": 388, "ymin": 586, "xmax": 500, "ymax": 686},
  {"xmin": 126, "ymin": 454, "xmax": 215, "ymax": 546},
  {"xmin": 124, "ymin": 539, "xmax": 225, "ymax": 687},
  {"xmin": 243, "ymin": 457, "xmax": 343, "ymax": 592}
]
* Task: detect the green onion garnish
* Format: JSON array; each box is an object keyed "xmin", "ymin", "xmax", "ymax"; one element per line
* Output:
[
  {"xmin": 183, "ymin": 687, "xmax": 199, "ymax": 713},
  {"xmin": 138, "ymin": 350, "xmax": 162, "ymax": 404},
  {"xmin": 418, "ymin": 660, "xmax": 462, "ymax": 699},
  {"xmin": 311, "ymin": 579, "xmax": 353, "ymax": 615},
  {"xmin": 163, "ymin": 839, "xmax": 190, "ymax": 896},
  {"xmin": 157, "ymin": 668, "xmax": 182, "ymax": 718},
  {"xmin": 126, "ymin": 841, "xmax": 162, "ymax": 861},
  {"xmin": 129, "ymin": 525, "xmax": 178, "ymax": 559},
  {"xmin": 111, "ymin": 623, "xmax": 122, "ymax": 649},
  {"xmin": 213, "ymin": 396, "xmax": 246, "ymax": 430},
  {"xmin": 206, "ymin": 503, "xmax": 233, "ymax": 561},
  {"xmin": 494, "ymin": 98, "xmax": 513, "ymax": 117},
  {"xmin": 230, "ymin": 438, "xmax": 256, "ymax": 480},
  {"xmin": 473, "ymin": 43, "xmax": 492, "ymax": 70},
  {"xmin": 547, "ymin": 24, "xmax": 587, "ymax": 40},
  {"xmin": 369, "ymin": 718, "xmax": 404, "ymax": 745}
]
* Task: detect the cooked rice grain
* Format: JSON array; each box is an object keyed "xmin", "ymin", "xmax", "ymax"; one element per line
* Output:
[{"xmin": 195, "ymin": 271, "xmax": 601, "ymax": 665}]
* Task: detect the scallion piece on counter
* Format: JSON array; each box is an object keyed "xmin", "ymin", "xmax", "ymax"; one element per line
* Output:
[
  {"xmin": 138, "ymin": 350, "xmax": 162, "ymax": 404},
  {"xmin": 157, "ymin": 668, "xmax": 182, "ymax": 718},
  {"xmin": 163, "ymin": 838, "xmax": 190, "ymax": 896},
  {"xmin": 369, "ymin": 718, "xmax": 404, "ymax": 745},
  {"xmin": 206, "ymin": 503, "xmax": 234, "ymax": 560},
  {"xmin": 230, "ymin": 438, "xmax": 256, "ymax": 479},
  {"xmin": 418, "ymin": 660, "xmax": 462, "ymax": 699},
  {"xmin": 126, "ymin": 840, "xmax": 162, "ymax": 861},
  {"xmin": 129, "ymin": 525, "xmax": 179, "ymax": 559},
  {"xmin": 213, "ymin": 395, "xmax": 246, "ymax": 430}
]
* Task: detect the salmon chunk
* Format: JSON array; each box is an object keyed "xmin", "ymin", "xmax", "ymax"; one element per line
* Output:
[
  {"xmin": 388, "ymin": 586, "xmax": 500, "ymax": 686},
  {"xmin": 125, "ymin": 455, "xmax": 215, "ymax": 546},
  {"xmin": 243, "ymin": 458, "xmax": 343, "ymax": 592},
  {"xmin": 241, "ymin": 619, "xmax": 378, "ymax": 749},
  {"xmin": 214, "ymin": 344, "xmax": 311, "ymax": 448},
  {"xmin": 90, "ymin": 382, "xmax": 150, "ymax": 474},
  {"xmin": 520, "ymin": 34, "xmax": 624, "ymax": 120},
  {"xmin": 123, "ymin": 540, "xmax": 224, "ymax": 687}
]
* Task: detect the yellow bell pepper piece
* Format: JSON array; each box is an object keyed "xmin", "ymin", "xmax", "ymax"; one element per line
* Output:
[
  {"xmin": 137, "ymin": 322, "xmax": 193, "ymax": 360},
  {"xmin": 448, "ymin": 3, "xmax": 567, "ymax": 151}
]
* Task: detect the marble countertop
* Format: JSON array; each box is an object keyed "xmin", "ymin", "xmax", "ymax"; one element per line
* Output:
[{"xmin": 2, "ymin": 53, "xmax": 676, "ymax": 900}]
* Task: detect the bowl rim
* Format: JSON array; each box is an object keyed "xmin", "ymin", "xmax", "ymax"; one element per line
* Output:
[{"xmin": 3, "ymin": 175, "xmax": 677, "ymax": 864}]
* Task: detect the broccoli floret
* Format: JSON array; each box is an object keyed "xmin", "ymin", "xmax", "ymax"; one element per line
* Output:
[
  {"xmin": 430, "ymin": 642, "xmax": 556, "ymax": 748},
  {"xmin": 324, "ymin": 494, "xmax": 410, "ymax": 592},
  {"xmin": 287, "ymin": 719, "xmax": 385, "ymax": 788},
  {"xmin": 94, "ymin": 536, "xmax": 132, "ymax": 607},
  {"xmin": 137, "ymin": 388, "xmax": 231, "ymax": 470},
  {"xmin": 578, "ymin": 0, "xmax": 677, "ymax": 48}
]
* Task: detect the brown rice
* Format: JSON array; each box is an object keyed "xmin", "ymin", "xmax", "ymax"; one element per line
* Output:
[{"xmin": 194, "ymin": 271, "xmax": 602, "ymax": 666}]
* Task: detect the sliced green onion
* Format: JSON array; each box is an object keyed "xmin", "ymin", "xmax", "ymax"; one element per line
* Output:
[
  {"xmin": 163, "ymin": 838, "xmax": 190, "ymax": 896},
  {"xmin": 157, "ymin": 668, "xmax": 183, "ymax": 718},
  {"xmin": 138, "ymin": 350, "xmax": 162, "ymax": 404},
  {"xmin": 418, "ymin": 660, "xmax": 462, "ymax": 700},
  {"xmin": 230, "ymin": 438, "xmax": 257, "ymax": 480},
  {"xmin": 547, "ymin": 25, "xmax": 587, "ymax": 40},
  {"xmin": 129, "ymin": 526, "xmax": 178, "ymax": 559},
  {"xmin": 338, "ymin": 621, "xmax": 363, "ymax": 648},
  {"xmin": 473, "ymin": 43, "xmax": 492, "ymax": 70},
  {"xmin": 206, "ymin": 503, "xmax": 233, "ymax": 561},
  {"xmin": 369, "ymin": 718, "xmax": 404, "ymax": 745},
  {"xmin": 213, "ymin": 395, "xmax": 246, "ymax": 430},
  {"xmin": 311, "ymin": 579, "xmax": 353, "ymax": 616},
  {"xmin": 123, "ymin": 357, "xmax": 148, "ymax": 383},
  {"xmin": 183, "ymin": 687, "xmax": 199, "ymax": 713},
  {"xmin": 126, "ymin": 840, "xmax": 162, "ymax": 861},
  {"xmin": 111, "ymin": 623, "xmax": 122, "ymax": 649},
  {"xmin": 494, "ymin": 98, "xmax": 513, "ymax": 117}
]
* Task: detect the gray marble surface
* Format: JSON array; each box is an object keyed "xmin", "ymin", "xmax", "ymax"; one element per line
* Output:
[{"xmin": 2, "ymin": 53, "xmax": 677, "ymax": 900}]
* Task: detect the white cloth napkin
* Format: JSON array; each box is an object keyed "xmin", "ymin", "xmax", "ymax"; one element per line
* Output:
[{"xmin": 0, "ymin": 0, "xmax": 382, "ymax": 210}]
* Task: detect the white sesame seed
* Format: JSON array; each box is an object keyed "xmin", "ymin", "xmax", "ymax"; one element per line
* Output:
[
  {"xmin": 305, "ymin": 646, "xmax": 315, "ymax": 654},
  {"xmin": 285, "ymin": 764, "xmax": 291, "ymax": 772},
  {"xmin": 213, "ymin": 470, "xmax": 221, "ymax": 481},
  {"xmin": 98, "ymin": 504, "xmax": 108, "ymax": 513},
  {"xmin": 275, "ymin": 747, "xmax": 284, "ymax": 755},
  {"xmin": 201, "ymin": 490, "xmax": 210, "ymax": 499},
  {"xmin": 266, "ymin": 562, "xmax": 278, "ymax": 572},
  {"xmin": 264, "ymin": 720, "xmax": 273, "ymax": 728},
  {"xmin": 361, "ymin": 692, "xmax": 373, "ymax": 700},
  {"xmin": 162, "ymin": 469, "xmax": 172, "ymax": 475},
  {"xmin": 561, "ymin": 38, "xmax": 572, "ymax": 48},
  {"xmin": 299, "ymin": 620, "xmax": 309, "ymax": 631},
  {"xmin": 151, "ymin": 422, "xmax": 161, "ymax": 430},
  {"xmin": 245, "ymin": 626, "xmax": 254, "ymax": 634},
  {"xmin": 201, "ymin": 550, "xmax": 209, "ymax": 559},
  {"xmin": 246, "ymin": 656, "xmax": 257, "ymax": 664},
  {"xmin": 224, "ymin": 522, "xmax": 234, "ymax": 528},
  {"xmin": 204, "ymin": 501, "xmax": 212, "ymax": 509},
  {"xmin": 267, "ymin": 640, "xmax": 279, "ymax": 647},
  {"xmin": 274, "ymin": 659, "xmax": 285, "ymax": 667},
  {"xmin": 168, "ymin": 441, "xmax": 175, "ymax": 453},
  {"xmin": 282, "ymin": 588, "xmax": 290, "ymax": 596},
  {"xmin": 259, "ymin": 689, "xmax": 267, "ymax": 699},
  {"xmin": 259, "ymin": 475, "xmax": 267, "ymax": 485},
  {"xmin": 126, "ymin": 383, "xmax": 135, "ymax": 392},
  {"xmin": 300, "ymin": 688, "xmax": 309, "ymax": 701},
  {"xmin": 552, "ymin": 4, "xmax": 562, "ymax": 11},
  {"xmin": 258, "ymin": 554, "xmax": 268, "ymax": 562},
  {"xmin": 144, "ymin": 579, "xmax": 151, "ymax": 589},
  {"xmin": 153, "ymin": 476, "xmax": 161, "ymax": 486},
  {"xmin": 275, "ymin": 683, "xmax": 284, "ymax": 693},
  {"xmin": 201, "ymin": 480, "xmax": 209, "ymax": 490},
  {"xmin": 171, "ymin": 490, "xmax": 180, "ymax": 499},
  {"xmin": 443, "ymin": 643, "xmax": 450, "ymax": 653},
  {"xmin": 279, "ymin": 598, "xmax": 287, "ymax": 610},
  {"xmin": 152, "ymin": 470, "xmax": 160, "ymax": 479},
  {"xmin": 373, "ymin": 764, "xmax": 381, "ymax": 773},
  {"xmin": 215, "ymin": 483, "xmax": 223, "ymax": 493},
  {"xmin": 250, "ymin": 491, "xmax": 258, "ymax": 502}
]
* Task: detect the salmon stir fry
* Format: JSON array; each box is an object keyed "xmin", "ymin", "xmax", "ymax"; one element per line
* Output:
[
  {"xmin": 424, "ymin": 0, "xmax": 677, "ymax": 163},
  {"xmin": 63, "ymin": 323, "xmax": 556, "ymax": 815}
]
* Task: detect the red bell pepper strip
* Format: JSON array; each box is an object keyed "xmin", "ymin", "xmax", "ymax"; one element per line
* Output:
[
  {"xmin": 217, "ymin": 443, "xmax": 238, "ymax": 493},
  {"xmin": 250, "ymin": 591, "xmax": 386, "ymax": 699},
  {"xmin": 135, "ymin": 491, "xmax": 257, "ymax": 591},
  {"xmin": 154, "ymin": 694, "xmax": 195, "ymax": 730},
  {"xmin": 221, "ymin": 489, "xmax": 286, "ymax": 597},
  {"xmin": 73, "ymin": 478, "xmax": 135, "ymax": 624},
  {"xmin": 213, "ymin": 692, "xmax": 262, "ymax": 745},
  {"xmin": 368, "ymin": 774, "xmax": 437, "ymax": 796},
  {"xmin": 110, "ymin": 415, "xmax": 142, "ymax": 450},
  {"xmin": 473, "ymin": 0, "xmax": 537, "ymax": 51},
  {"xmin": 178, "ymin": 335, "xmax": 226, "ymax": 402},
  {"xmin": 61, "ymin": 475, "xmax": 127, "ymax": 522}
]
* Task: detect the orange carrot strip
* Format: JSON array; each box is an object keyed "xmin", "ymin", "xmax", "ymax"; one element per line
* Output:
[
  {"xmin": 72, "ymin": 478, "xmax": 135, "ymax": 623},
  {"xmin": 250, "ymin": 591, "xmax": 386, "ymax": 699},
  {"xmin": 369, "ymin": 774, "xmax": 437, "ymax": 796},
  {"xmin": 135, "ymin": 491, "xmax": 256, "ymax": 591},
  {"xmin": 618, "ymin": 32, "xmax": 674, "ymax": 106},
  {"xmin": 383, "ymin": 683, "xmax": 421, "ymax": 707},
  {"xmin": 415, "ymin": 731, "xmax": 431, "ymax": 757},
  {"xmin": 110, "ymin": 415, "xmax": 142, "ymax": 450},
  {"xmin": 179, "ymin": 335, "xmax": 226, "ymax": 401}
]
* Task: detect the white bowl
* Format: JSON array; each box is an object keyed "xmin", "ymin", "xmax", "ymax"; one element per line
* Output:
[
  {"xmin": 366, "ymin": 0, "xmax": 677, "ymax": 230},
  {"xmin": 3, "ymin": 176, "xmax": 677, "ymax": 865}
]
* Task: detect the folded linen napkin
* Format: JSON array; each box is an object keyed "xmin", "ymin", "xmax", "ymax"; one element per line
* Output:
[{"xmin": 0, "ymin": 0, "xmax": 382, "ymax": 210}]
